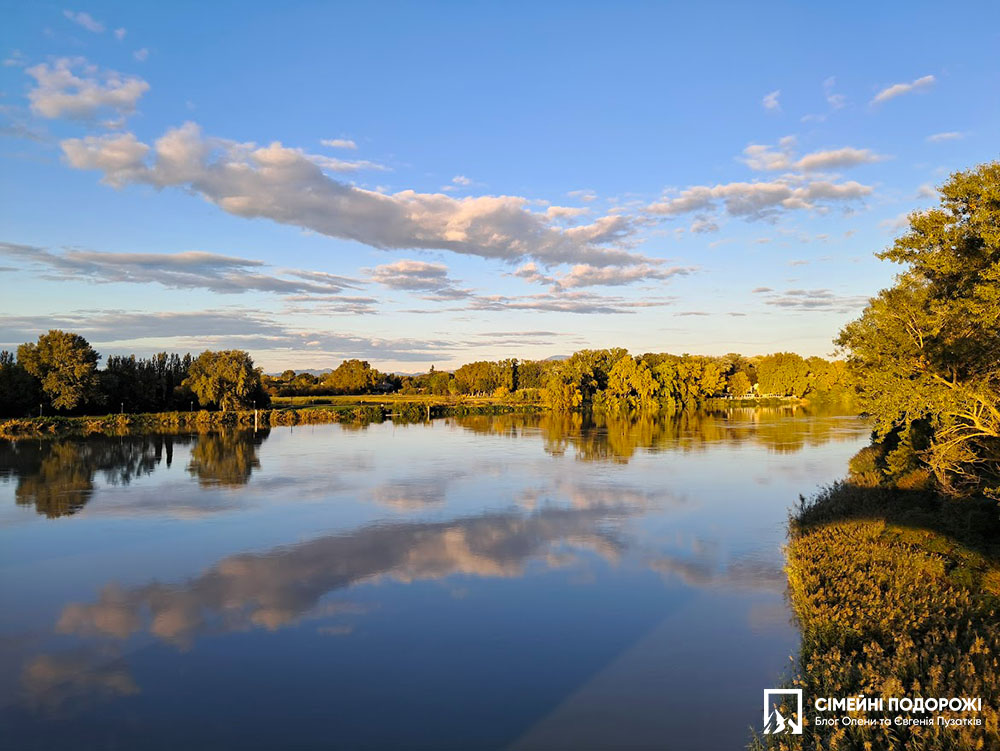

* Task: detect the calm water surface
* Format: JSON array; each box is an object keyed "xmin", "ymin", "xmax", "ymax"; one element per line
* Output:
[{"xmin": 0, "ymin": 409, "xmax": 868, "ymax": 750}]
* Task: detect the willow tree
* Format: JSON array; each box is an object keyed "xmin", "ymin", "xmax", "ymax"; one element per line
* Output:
[{"xmin": 837, "ymin": 162, "xmax": 1000, "ymax": 497}]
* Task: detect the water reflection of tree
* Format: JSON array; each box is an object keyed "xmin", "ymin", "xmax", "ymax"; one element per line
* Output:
[
  {"xmin": 1, "ymin": 436, "xmax": 183, "ymax": 518},
  {"xmin": 456, "ymin": 406, "xmax": 866, "ymax": 463},
  {"xmin": 1, "ymin": 429, "xmax": 271, "ymax": 516},
  {"xmin": 185, "ymin": 429, "xmax": 269, "ymax": 487}
]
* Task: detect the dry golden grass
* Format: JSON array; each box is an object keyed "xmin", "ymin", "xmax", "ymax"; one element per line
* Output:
[{"xmin": 753, "ymin": 483, "xmax": 1000, "ymax": 750}]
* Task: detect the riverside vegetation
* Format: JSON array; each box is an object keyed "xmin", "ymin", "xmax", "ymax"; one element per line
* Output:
[
  {"xmin": 753, "ymin": 162, "xmax": 1000, "ymax": 750},
  {"xmin": 0, "ymin": 337, "xmax": 853, "ymax": 438}
]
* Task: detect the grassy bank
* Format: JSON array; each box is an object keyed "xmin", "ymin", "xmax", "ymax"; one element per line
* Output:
[{"xmin": 753, "ymin": 483, "xmax": 1000, "ymax": 749}]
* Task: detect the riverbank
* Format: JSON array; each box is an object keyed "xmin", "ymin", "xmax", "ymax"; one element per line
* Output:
[
  {"xmin": 0, "ymin": 401, "xmax": 541, "ymax": 439},
  {"xmin": 752, "ymin": 482, "xmax": 1000, "ymax": 749},
  {"xmin": 0, "ymin": 393, "xmax": 847, "ymax": 440}
]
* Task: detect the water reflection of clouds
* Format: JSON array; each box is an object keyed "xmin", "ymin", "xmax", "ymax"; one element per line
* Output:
[
  {"xmin": 647, "ymin": 551, "xmax": 785, "ymax": 593},
  {"xmin": 21, "ymin": 647, "xmax": 138, "ymax": 710},
  {"xmin": 82, "ymin": 472, "xmax": 359, "ymax": 519},
  {"xmin": 370, "ymin": 470, "xmax": 467, "ymax": 510},
  {"xmin": 517, "ymin": 479, "xmax": 680, "ymax": 512},
  {"xmin": 55, "ymin": 504, "xmax": 637, "ymax": 650}
]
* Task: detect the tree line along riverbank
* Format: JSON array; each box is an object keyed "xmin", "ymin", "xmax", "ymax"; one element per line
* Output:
[{"xmin": 2, "ymin": 327, "xmax": 853, "ymax": 422}]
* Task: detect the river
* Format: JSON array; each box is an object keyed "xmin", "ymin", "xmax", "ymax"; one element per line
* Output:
[{"xmin": 0, "ymin": 407, "xmax": 869, "ymax": 750}]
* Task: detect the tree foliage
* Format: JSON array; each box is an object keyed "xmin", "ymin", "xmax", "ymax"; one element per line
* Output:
[
  {"xmin": 0, "ymin": 350, "xmax": 41, "ymax": 417},
  {"xmin": 604, "ymin": 356, "xmax": 659, "ymax": 412},
  {"xmin": 17, "ymin": 330, "xmax": 100, "ymax": 411},
  {"xmin": 183, "ymin": 350, "xmax": 268, "ymax": 412},
  {"xmin": 321, "ymin": 359, "xmax": 380, "ymax": 394},
  {"xmin": 727, "ymin": 371, "xmax": 753, "ymax": 398},
  {"xmin": 837, "ymin": 161, "xmax": 1000, "ymax": 497},
  {"xmin": 102, "ymin": 352, "xmax": 193, "ymax": 412}
]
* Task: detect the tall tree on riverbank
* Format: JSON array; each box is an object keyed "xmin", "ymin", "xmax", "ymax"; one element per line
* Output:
[
  {"xmin": 17, "ymin": 330, "xmax": 100, "ymax": 411},
  {"xmin": 837, "ymin": 162, "xmax": 1000, "ymax": 498},
  {"xmin": 184, "ymin": 350, "xmax": 268, "ymax": 412}
]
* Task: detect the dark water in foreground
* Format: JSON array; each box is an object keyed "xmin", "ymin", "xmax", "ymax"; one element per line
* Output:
[{"xmin": 0, "ymin": 409, "xmax": 868, "ymax": 750}]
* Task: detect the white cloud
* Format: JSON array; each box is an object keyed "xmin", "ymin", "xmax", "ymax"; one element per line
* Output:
[
  {"xmin": 879, "ymin": 212, "xmax": 911, "ymax": 231},
  {"xmin": 26, "ymin": 58, "xmax": 149, "ymax": 122},
  {"xmin": 369, "ymin": 259, "xmax": 470, "ymax": 299},
  {"xmin": 545, "ymin": 205, "xmax": 590, "ymax": 221},
  {"xmin": 0, "ymin": 309, "xmax": 447, "ymax": 359},
  {"xmin": 647, "ymin": 176, "xmax": 871, "ymax": 221},
  {"xmin": 451, "ymin": 175, "xmax": 472, "ymax": 185},
  {"xmin": 926, "ymin": 131, "xmax": 964, "ymax": 143},
  {"xmin": 823, "ymin": 76, "xmax": 846, "ymax": 109},
  {"xmin": 555, "ymin": 263, "xmax": 694, "ymax": 289},
  {"xmin": 3, "ymin": 50, "xmax": 27, "ymax": 68},
  {"xmin": 63, "ymin": 10, "xmax": 105, "ymax": 33},
  {"xmin": 61, "ymin": 122, "xmax": 650, "ymax": 268},
  {"xmin": 689, "ymin": 216, "xmax": 719, "ymax": 233},
  {"xmin": 871, "ymin": 75, "xmax": 935, "ymax": 104},
  {"xmin": 759, "ymin": 287, "xmax": 868, "ymax": 313},
  {"xmin": 114, "ymin": 27, "xmax": 126, "ymax": 40},
  {"xmin": 741, "ymin": 136, "xmax": 797, "ymax": 170},
  {"xmin": 762, "ymin": 90, "xmax": 781, "ymax": 111},
  {"xmin": 511, "ymin": 262, "xmax": 551, "ymax": 286},
  {"xmin": 320, "ymin": 138, "xmax": 357, "ymax": 150},
  {"xmin": 510, "ymin": 260, "xmax": 692, "ymax": 294},
  {"xmin": 133, "ymin": 48, "xmax": 149, "ymax": 62},
  {"xmin": 469, "ymin": 291, "xmax": 674, "ymax": 315},
  {"xmin": 742, "ymin": 139, "xmax": 885, "ymax": 172},
  {"xmin": 61, "ymin": 132, "xmax": 151, "ymax": 184},
  {"xmin": 794, "ymin": 147, "xmax": 885, "ymax": 171},
  {"xmin": 0, "ymin": 240, "xmax": 369, "ymax": 299}
]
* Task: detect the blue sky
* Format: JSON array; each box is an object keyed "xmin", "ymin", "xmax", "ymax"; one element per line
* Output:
[{"xmin": 1, "ymin": 1, "xmax": 998, "ymax": 371}]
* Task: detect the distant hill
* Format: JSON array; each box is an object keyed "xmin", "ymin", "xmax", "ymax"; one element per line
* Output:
[{"xmin": 266, "ymin": 368, "xmax": 332, "ymax": 377}]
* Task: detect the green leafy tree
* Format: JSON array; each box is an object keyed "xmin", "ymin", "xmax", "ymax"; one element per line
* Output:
[
  {"xmin": 837, "ymin": 161, "xmax": 1000, "ymax": 497},
  {"xmin": 428, "ymin": 371, "xmax": 451, "ymax": 395},
  {"xmin": 322, "ymin": 359, "xmax": 379, "ymax": 394},
  {"xmin": 542, "ymin": 368, "xmax": 584, "ymax": 411},
  {"xmin": 183, "ymin": 350, "xmax": 267, "ymax": 412},
  {"xmin": 727, "ymin": 371, "xmax": 753, "ymax": 397},
  {"xmin": 756, "ymin": 352, "xmax": 811, "ymax": 396},
  {"xmin": 17, "ymin": 330, "xmax": 100, "ymax": 411},
  {"xmin": 453, "ymin": 360, "xmax": 501, "ymax": 394},
  {"xmin": 605, "ymin": 356, "xmax": 659, "ymax": 412}
]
